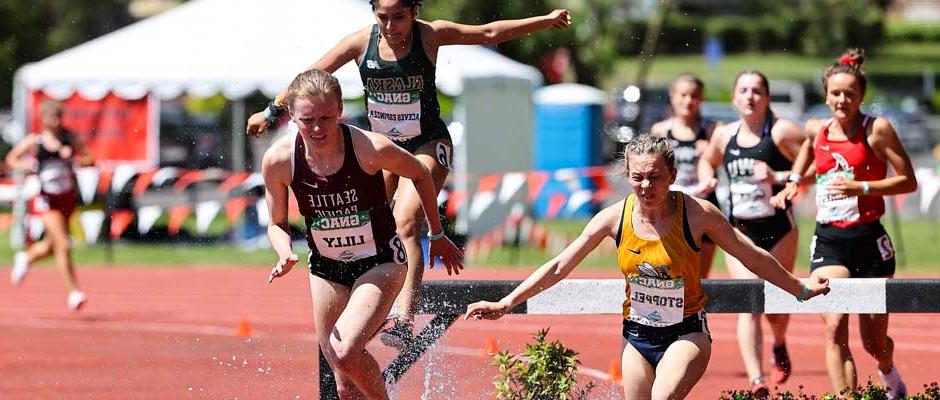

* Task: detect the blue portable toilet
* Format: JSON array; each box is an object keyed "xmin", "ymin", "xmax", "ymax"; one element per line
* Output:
[{"xmin": 532, "ymin": 84, "xmax": 606, "ymax": 218}]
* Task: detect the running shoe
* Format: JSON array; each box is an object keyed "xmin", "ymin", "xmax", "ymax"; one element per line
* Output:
[
  {"xmin": 67, "ymin": 290, "xmax": 87, "ymax": 312},
  {"xmin": 10, "ymin": 251, "xmax": 29, "ymax": 286},
  {"xmin": 880, "ymin": 367, "xmax": 908, "ymax": 400},
  {"xmin": 770, "ymin": 344, "xmax": 792, "ymax": 384},
  {"xmin": 751, "ymin": 377, "xmax": 770, "ymax": 399},
  {"xmin": 378, "ymin": 317, "xmax": 413, "ymax": 351}
]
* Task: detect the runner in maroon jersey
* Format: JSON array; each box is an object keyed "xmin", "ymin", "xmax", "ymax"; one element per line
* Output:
[
  {"xmin": 262, "ymin": 69, "xmax": 463, "ymax": 399},
  {"xmin": 772, "ymin": 48, "xmax": 917, "ymax": 399}
]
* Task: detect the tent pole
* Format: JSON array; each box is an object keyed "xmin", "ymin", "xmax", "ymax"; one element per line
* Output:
[{"xmin": 231, "ymin": 99, "xmax": 246, "ymax": 172}]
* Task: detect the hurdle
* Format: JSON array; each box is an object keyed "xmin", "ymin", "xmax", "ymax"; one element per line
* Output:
[{"xmin": 318, "ymin": 278, "xmax": 940, "ymax": 398}]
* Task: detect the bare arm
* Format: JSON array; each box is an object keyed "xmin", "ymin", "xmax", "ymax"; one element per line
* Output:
[
  {"xmin": 5, "ymin": 136, "xmax": 37, "ymax": 173},
  {"xmin": 694, "ymin": 124, "xmax": 728, "ymax": 195},
  {"xmin": 863, "ymin": 118, "xmax": 917, "ymax": 195},
  {"xmin": 428, "ymin": 9, "xmax": 570, "ymax": 47},
  {"xmin": 771, "ymin": 119, "xmax": 820, "ymax": 208},
  {"xmin": 261, "ymin": 138, "xmax": 300, "ymax": 282},
  {"xmin": 465, "ymin": 202, "xmax": 620, "ymax": 320},
  {"xmin": 68, "ymin": 135, "xmax": 95, "ymax": 167}
]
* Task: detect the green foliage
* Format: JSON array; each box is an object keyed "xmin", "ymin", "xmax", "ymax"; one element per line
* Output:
[
  {"xmin": 492, "ymin": 328, "xmax": 596, "ymax": 400},
  {"xmin": 885, "ymin": 20, "xmax": 940, "ymax": 43},
  {"xmin": 0, "ymin": 0, "xmax": 136, "ymax": 106},
  {"xmin": 719, "ymin": 380, "xmax": 940, "ymax": 400}
]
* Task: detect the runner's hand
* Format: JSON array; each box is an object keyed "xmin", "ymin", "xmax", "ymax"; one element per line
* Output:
[
  {"xmin": 804, "ymin": 276, "xmax": 831, "ymax": 300},
  {"xmin": 428, "ymin": 236, "xmax": 464, "ymax": 275},
  {"xmin": 694, "ymin": 177, "xmax": 717, "ymax": 197},
  {"xmin": 546, "ymin": 9, "xmax": 572, "ymax": 30},
  {"xmin": 268, "ymin": 253, "xmax": 299, "ymax": 283},
  {"xmin": 465, "ymin": 300, "xmax": 510, "ymax": 320},
  {"xmin": 771, "ymin": 182, "xmax": 798, "ymax": 209},
  {"xmin": 825, "ymin": 178, "xmax": 862, "ymax": 199},
  {"xmin": 58, "ymin": 145, "xmax": 73, "ymax": 159},
  {"xmin": 246, "ymin": 112, "xmax": 271, "ymax": 137}
]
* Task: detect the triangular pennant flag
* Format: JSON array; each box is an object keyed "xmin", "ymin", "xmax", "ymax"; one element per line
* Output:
[
  {"xmin": 195, "ymin": 201, "xmax": 222, "ymax": 233},
  {"xmin": 256, "ymin": 199, "xmax": 270, "ymax": 227},
  {"xmin": 151, "ymin": 167, "xmax": 180, "ymax": 187},
  {"xmin": 445, "ymin": 190, "xmax": 467, "ymax": 219},
  {"xmin": 468, "ymin": 192, "xmax": 496, "ymax": 221},
  {"xmin": 916, "ymin": 167, "xmax": 940, "ymax": 214},
  {"xmin": 79, "ymin": 210, "xmax": 105, "ymax": 245},
  {"xmin": 527, "ymin": 171, "xmax": 550, "ymax": 201},
  {"xmin": 173, "ymin": 169, "xmax": 204, "ymax": 191},
  {"xmin": 111, "ymin": 164, "xmax": 138, "ymax": 193},
  {"xmin": 168, "ymin": 206, "xmax": 192, "ymax": 235},
  {"xmin": 590, "ymin": 174, "xmax": 613, "ymax": 203},
  {"xmin": 225, "ymin": 197, "xmax": 250, "ymax": 223},
  {"xmin": 564, "ymin": 190, "xmax": 594, "ymax": 216},
  {"xmin": 241, "ymin": 172, "xmax": 264, "ymax": 192},
  {"xmin": 137, "ymin": 205, "xmax": 162, "ymax": 235},
  {"xmin": 74, "ymin": 167, "xmax": 100, "ymax": 204},
  {"xmin": 132, "ymin": 169, "xmax": 159, "ymax": 197},
  {"xmin": 498, "ymin": 173, "xmax": 526, "ymax": 204},
  {"xmin": 96, "ymin": 168, "xmax": 113, "ymax": 195},
  {"xmin": 110, "ymin": 209, "xmax": 134, "ymax": 239},
  {"xmin": 477, "ymin": 174, "xmax": 501, "ymax": 194},
  {"xmin": 546, "ymin": 192, "xmax": 569, "ymax": 219},
  {"xmin": 219, "ymin": 172, "xmax": 252, "ymax": 193}
]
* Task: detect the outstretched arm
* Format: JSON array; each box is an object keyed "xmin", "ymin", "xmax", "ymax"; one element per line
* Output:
[
  {"xmin": 5, "ymin": 136, "xmax": 37, "ymax": 173},
  {"xmin": 465, "ymin": 202, "xmax": 620, "ymax": 320},
  {"xmin": 429, "ymin": 9, "xmax": 571, "ymax": 46},
  {"xmin": 261, "ymin": 139, "xmax": 300, "ymax": 283}
]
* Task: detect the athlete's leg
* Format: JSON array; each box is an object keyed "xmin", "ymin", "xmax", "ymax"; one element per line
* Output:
[
  {"xmin": 25, "ymin": 236, "xmax": 53, "ymax": 263},
  {"xmin": 38, "ymin": 210, "xmax": 79, "ymax": 292},
  {"xmin": 698, "ymin": 241, "xmax": 716, "ymax": 278},
  {"xmin": 813, "ymin": 265, "xmax": 855, "ymax": 391},
  {"xmin": 313, "ymin": 263, "xmax": 406, "ymax": 398},
  {"xmin": 858, "ymin": 313, "xmax": 895, "ymax": 373},
  {"xmin": 724, "ymin": 237, "xmax": 765, "ymax": 385},
  {"xmin": 651, "ymin": 333, "xmax": 711, "ymax": 400},
  {"xmin": 621, "ymin": 340, "xmax": 655, "ymax": 400},
  {"xmin": 388, "ymin": 139, "xmax": 451, "ymax": 324},
  {"xmin": 764, "ymin": 227, "xmax": 798, "ymax": 384}
]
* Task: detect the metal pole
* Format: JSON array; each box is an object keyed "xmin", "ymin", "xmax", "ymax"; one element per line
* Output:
[{"xmin": 231, "ymin": 100, "xmax": 246, "ymax": 172}]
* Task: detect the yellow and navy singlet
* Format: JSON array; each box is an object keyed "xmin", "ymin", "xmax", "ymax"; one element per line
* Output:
[{"xmin": 616, "ymin": 193, "xmax": 708, "ymax": 327}]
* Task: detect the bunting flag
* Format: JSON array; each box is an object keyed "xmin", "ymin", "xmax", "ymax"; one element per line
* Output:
[
  {"xmin": 79, "ymin": 210, "xmax": 105, "ymax": 245},
  {"xmin": 590, "ymin": 173, "xmax": 612, "ymax": 203},
  {"xmin": 256, "ymin": 198, "xmax": 269, "ymax": 227},
  {"xmin": 110, "ymin": 209, "xmax": 134, "ymax": 239},
  {"xmin": 173, "ymin": 170, "xmax": 204, "ymax": 191},
  {"xmin": 225, "ymin": 197, "xmax": 250, "ymax": 223},
  {"xmin": 498, "ymin": 173, "xmax": 526, "ymax": 204},
  {"xmin": 468, "ymin": 191, "xmax": 496, "ymax": 221},
  {"xmin": 916, "ymin": 167, "xmax": 940, "ymax": 214},
  {"xmin": 132, "ymin": 169, "xmax": 159, "ymax": 197},
  {"xmin": 219, "ymin": 172, "xmax": 252, "ymax": 193},
  {"xmin": 195, "ymin": 201, "xmax": 222, "ymax": 233},
  {"xmin": 565, "ymin": 190, "xmax": 594, "ymax": 216},
  {"xmin": 96, "ymin": 168, "xmax": 113, "ymax": 195},
  {"xmin": 136, "ymin": 205, "xmax": 162, "ymax": 235},
  {"xmin": 241, "ymin": 172, "xmax": 264, "ymax": 192},
  {"xmin": 477, "ymin": 174, "xmax": 501, "ymax": 194},
  {"xmin": 168, "ymin": 205, "xmax": 192, "ymax": 235},
  {"xmin": 545, "ymin": 192, "xmax": 569, "ymax": 219},
  {"xmin": 445, "ymin": 190, "xmax": 467, "ymax": 219},
  {"xmin": 151, "ymin": 167, "xmax": 181, "ymax": 187},
  {"xmin": 75, "ymin": 167, "xmax": 100, "ymax": 204},
  {"xmin": 527, "ymin": 171, "xmax": 550, "ymax": 201},
  {"xmin": 111, "ymin": 164, "xmax": 138, "ymax": 193}
]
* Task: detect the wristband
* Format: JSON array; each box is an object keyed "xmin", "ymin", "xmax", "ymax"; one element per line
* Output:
[
  {"xmin": 787, "ymin": 173, "xmax": 801, "ymax": 183},
  {"xmin": 428, "ymin": 231, "xmax": 446, "ymax": 241},
  {"xmin": 796, "ymin": 284, "xmax": 810, "ymax": 303},
  {"xmin": 263, "ymin": 101, "xmax": 286, "ymax": 124},
  {"xmin": 861, "ymin": 181, "xmax": 870, "ymax": 195}
]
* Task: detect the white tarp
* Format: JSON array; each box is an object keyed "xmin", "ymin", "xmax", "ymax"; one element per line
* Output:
[{"xmin": 15, "ymin": 0, "xmax": 542, "ymax": 102}]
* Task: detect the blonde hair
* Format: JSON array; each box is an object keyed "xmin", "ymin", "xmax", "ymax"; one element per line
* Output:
[
  {"xmin": 284, "ymin": 69, "xmax": 343, "ymax": 109},
  {"xmin": 39, "ymin": 100, "xmax": 63, "ymax": 116},
  {"xmin": 623, "ymin": 134, "xmax": 676, "ymax": 172}
]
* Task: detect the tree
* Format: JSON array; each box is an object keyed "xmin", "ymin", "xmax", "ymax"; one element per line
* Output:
[{"xmin": 0, "ymin": 0, "xmax": 135, "ymax": 107}]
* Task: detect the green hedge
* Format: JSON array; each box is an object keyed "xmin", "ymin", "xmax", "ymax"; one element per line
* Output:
[{"xmin": 885, "ymin": 20, "xmax": 940, "ymax": 43}]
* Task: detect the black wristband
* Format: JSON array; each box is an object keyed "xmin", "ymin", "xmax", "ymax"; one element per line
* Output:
[{"xmin": 264, "ymin": 101, "xmax": 286, "ymax": 124}]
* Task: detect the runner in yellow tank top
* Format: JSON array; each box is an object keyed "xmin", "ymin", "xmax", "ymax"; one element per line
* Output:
[
  {"xmin": 617, "ymin": 193, "xmax": 707, "ymax": 324},
  {"xmin": 466, "ymin": 135, "xmax": 829, "ymax": 399}
]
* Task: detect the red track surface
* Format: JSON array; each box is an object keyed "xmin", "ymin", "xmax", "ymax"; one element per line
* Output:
[{"xmin": 1, "ymin": 266, "xmax": 937, "ymax": 399}]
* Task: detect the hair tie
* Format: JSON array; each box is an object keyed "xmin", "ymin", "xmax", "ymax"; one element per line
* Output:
[{"xmin": 838, "ymin": 56, "xmax": 859, "ymax": 66}]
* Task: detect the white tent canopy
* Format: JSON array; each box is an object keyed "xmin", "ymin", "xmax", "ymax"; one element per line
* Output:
[{"xmin": 14, "ymin": 0, "xmax": 542, "ymax": 102}]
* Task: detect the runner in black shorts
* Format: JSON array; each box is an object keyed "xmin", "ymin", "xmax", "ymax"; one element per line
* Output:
[
  {"xmin": 261, "ymin": 69, "xmax": 462, "ymax": 398},
  {"xmin": 247, "ymin": 0, "xmax": 571, "ymax": 349},
  {"xmin": 651, "ymin": 73, "xmax": 719, "ymax": 277},
  {"xmin": 773, "ymin": 48, "xmax": 917, "ymax": 399},
  {"xmin": 697, "ymin": 70, "xmax": 807, "ymax": 392}
]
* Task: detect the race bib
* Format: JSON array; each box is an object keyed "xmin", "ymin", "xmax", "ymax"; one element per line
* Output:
[
  {"xmin": 815, "ymin": 169, "xmax": 860, "ymax": 224},
  {"xmin": 309, "ymin": 211, "xmax": 377, "ymax": 262},
  {"xmin": 38, "ymin": 160, "xmax": 74, "ymax": 195},
  {"xmin": 628, "ymin": 275, "xmax": 685, "ymax": 327},
  {"xmin": 729, "ymin": 178, "xmax": 775, "ymax": 220},
  {"xmin": 367, "ymin": 91, "xmax": 422, "ymax": 141}
]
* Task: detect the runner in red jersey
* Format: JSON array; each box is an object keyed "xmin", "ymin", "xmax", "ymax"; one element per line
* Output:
[
  {"xmin": 262, "ymin": 69, "xmax": 463, "ymax": 399},
  {"xmin": 773, "ymin": 48, "xmax": 917, "ymax": 400}
]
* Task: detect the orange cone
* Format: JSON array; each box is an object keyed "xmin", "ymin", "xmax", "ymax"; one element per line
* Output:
[
  {"xmin": 234, "ymin": 317, "xmax": 252, "ymax": 337},
  {"xmin": 608, "ymin": 358, "xmax": 622, "ymax": 382},
  {"xmin": 481, "ymin": 336, "xmax": 499, "ymax": 357}
]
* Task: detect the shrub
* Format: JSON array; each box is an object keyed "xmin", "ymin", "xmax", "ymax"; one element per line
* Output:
[
  {"xmin": 718, "ymin": 380, "xmax": 940, "ymax": 400},
  {"xmin": 492, "ymin": 328, "xmax": 596, "ymax": 400}
]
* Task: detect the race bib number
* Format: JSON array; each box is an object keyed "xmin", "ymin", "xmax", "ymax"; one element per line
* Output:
[
  {"xmin": 309, "ymin": 211, "xmax": 377, "ymax": 262},
  {"xmin": 435, "ymin": 142, "xmax": 452, "ymax": 170},
  {"xmin": 628, "ymin": 275, "xmax": 685, "ymax": 327},
  {"xmin": 815, "ymin": 170, "xmax": 860, "ymax": 224},
  {"xmin": 389, "ymin": 235, "xmax": 407, "ymax": 265},
  {"xmin": 876, "ymin": 234, "xmax": 895, "ymax": 261},
  {"xmin": 367, "ymin": 91, "xmax": 422, "ymax": 141},
  {"xmin": 729, "ymin": 178, "xmax": 775, "ymax": 220}
]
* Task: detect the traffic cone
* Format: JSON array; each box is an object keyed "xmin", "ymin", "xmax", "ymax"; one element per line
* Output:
[
  {"xmin": 481, "ymin": 336, "xmax": 499, "ymax": 357},
  {"xmin": 235, "ymin": 317, "xmax": 252, "ymax": 337},
  {"xmin": 608, "ymin": 358, "xmax": 622, "ymax": 382}
]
